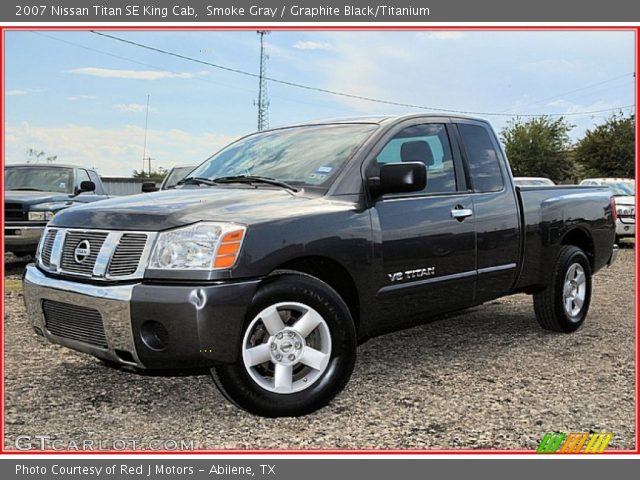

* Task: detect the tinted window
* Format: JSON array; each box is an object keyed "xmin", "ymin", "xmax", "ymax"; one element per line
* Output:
[
  {"xmin": 458, "ymin": 124, "xmax": 503, "ymax": 192},
  {"xmin": 374, "ymin": 124, "xmax": 456, "ymax": 194}
]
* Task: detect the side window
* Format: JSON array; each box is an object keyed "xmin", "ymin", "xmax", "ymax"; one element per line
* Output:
[
  {"xmin": 374, "ymin": 123, "xmax": 456, "ymax": 194},
  {"xmin": 76, "ymin": 169, "xmax": 92, "ymax": 191},
  {"xmin": 457, "ymin": 123, "xmax": 504, "ymax": 192},
  {"xmin": 88, "ymin": 171, "xmax": 103, "ymax": 194}
]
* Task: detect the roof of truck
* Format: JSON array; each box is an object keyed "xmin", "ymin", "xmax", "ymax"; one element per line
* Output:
[
  {"xmin": 279, "ymin": 113, "xmax": 487, "ymax": 128},
  {"xmin": 5, "ymin": 163, "xmax": 91, "ymax": 170}
]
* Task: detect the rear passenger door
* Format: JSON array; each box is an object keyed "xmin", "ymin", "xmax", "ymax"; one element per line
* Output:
[
  {"xmin": 368, "ymin": 119, "xmax": 477, "ymax": 325},
  {"xmin": 455, "ymin": 120, "xmax": 521, "ymax": 301}
]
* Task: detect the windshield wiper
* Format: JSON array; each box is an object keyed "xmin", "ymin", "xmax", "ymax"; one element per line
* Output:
[
  {"xmin": 212, "ymin": 175, "xmax": 299, "ymax": 192},
  {"xmin": 10, "ymin": 187, "xmax": 45, "ymax": 192},
  {"xmin": 176, "ymin": 176, "xmax": 219, "ymax": 187}
]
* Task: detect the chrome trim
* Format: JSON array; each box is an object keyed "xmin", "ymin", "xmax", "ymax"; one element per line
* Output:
[
  {"xmin": 478, "ymin": 263, "xmax": 517, "ymax": 275},
  {"xmin": 49, "ymin": 228, "xmax": 66, "ymax": 271},
  {"xmin": 451, "ymin": 208, "xmax": 473, "ymax": 219},
  {"xmin": 608, "ymin": 245, "xmax": 619, "ymax": 267},
  {"xmin": 23, "ymin": 264, "xmax": 144, "ymax": 368},
  {"xmin": 37, "ymin": 227, "xmax": 158, "ymax": 281},
  {"xmin": 93, "ymin": 232, "xmax": 123, "ymax": 277}
]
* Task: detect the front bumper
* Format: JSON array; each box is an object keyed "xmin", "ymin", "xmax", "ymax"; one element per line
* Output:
[
  {"xmin": 23, "ymin": 265, "xmax": 260, "ymax": 369},
  {"xmin": 4, "ymin": 225, "xmax": 45, "ymax": 252},
  {"xmin": 616, "ymin": 218, "xmax": 635, "ymax": 237}
]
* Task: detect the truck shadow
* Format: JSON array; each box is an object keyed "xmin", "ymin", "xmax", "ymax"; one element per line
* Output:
[
  {"xmin": 4, "ymin": 254, "xmax": 32, "ymax": 276},
  {"xmin": 35, "ymin": 300, "xmax": 553, "ymax": 408}
]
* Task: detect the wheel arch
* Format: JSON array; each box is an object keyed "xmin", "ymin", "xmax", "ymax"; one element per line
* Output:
[
  {"xmin": 266, "ymin": 255, "xmax": 361, "ymax": 334},
  {"xmin": 560, "ymin": 227, "xmax": 595, "ymax": 269}
]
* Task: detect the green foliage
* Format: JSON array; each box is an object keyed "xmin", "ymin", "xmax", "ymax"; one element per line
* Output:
[
  {"xmin": 26, "ymin": 148, "xmax": 57, "ymax": 164},
  {"xmin": 132, "ymin": 168, "xmax": 167, "ymax": 182},
  {"xmin": 500, "ymin": 116, "xmax": 576, "ymax": 183},
  {"xmin": 574, "ymin": 113, "xmax": 635, "ymax": 178}
]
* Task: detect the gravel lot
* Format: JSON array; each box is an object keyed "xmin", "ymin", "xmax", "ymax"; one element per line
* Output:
[{"xmin": 3, "ymin": 244, "xmax": 636, "ymax": 451}]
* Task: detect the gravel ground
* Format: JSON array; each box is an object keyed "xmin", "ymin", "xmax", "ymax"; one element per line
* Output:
[{"xmin": 3, "ymin": 244, "xmax": 636, "ymax": 451}]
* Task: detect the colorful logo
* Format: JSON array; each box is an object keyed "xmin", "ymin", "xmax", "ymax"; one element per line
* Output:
[{"xmin": 536, "ymin": 432, "xmax": 613, "ymax": 453}]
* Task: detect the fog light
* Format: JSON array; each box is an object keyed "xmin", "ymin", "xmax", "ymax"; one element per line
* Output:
[{"xmin": 140, "ymin": 321, "xmax": 169, "ymax": 351}]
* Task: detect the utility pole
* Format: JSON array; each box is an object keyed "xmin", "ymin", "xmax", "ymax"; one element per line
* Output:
[
  {"xmin": 143, "ymin": 157, "xmax": 154, "ymax": 176},
  {"xmin": 255, "ymin": 31, "xmax": 270, "ymax": 131},
  {"xmin": 141, "ymin": 94, "xmax": 150, "ymax": 176}
]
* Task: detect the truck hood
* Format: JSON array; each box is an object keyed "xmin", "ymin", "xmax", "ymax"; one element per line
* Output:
[
  {"xmin": 5, "ymin": 190, "xmax": 74, "ymax": 206},
  {"xmin": 614, "ymin": 195, "xmax": 635, "ymax": 206},
  {"xmin": 50, "ymin": 187, "xmax": 347, "ymax": 231}
]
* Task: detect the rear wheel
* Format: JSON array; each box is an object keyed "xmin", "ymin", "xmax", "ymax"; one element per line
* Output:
[
  {"xmin": 533, "ymin": 245, "xmax": 592, "ymax": 333},
  {"xmin": 211, "ymin": 273, "xmax": 357, "ymax": 417}
]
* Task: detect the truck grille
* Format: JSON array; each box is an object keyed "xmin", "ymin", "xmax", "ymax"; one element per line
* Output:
[
  {"xmin": 40, "ymin": 229, "xmax": 58, "ymax": 267},
  {"xmin": 38, "ymin": 227, "xmax": 153, "ymax": 280},
  {"xmin": 42, "ymin": 300, "xmax": 108, "ymax": 348},
  {"xmin": 4, "ymin": 202, "xmax": 27, "ymax": 221},
  {"xmin": 108, "ymin": 233, "xmax": 148, "ymax": 277},
  {"xmin": 60, "ymin": 231, "xmax": 108, "ymax": 275}
]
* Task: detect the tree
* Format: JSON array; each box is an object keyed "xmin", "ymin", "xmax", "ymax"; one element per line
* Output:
[
  {"xmin": 574, "ymin": 113, "xmax": 635, "ymax": 178},
  {"xmin": 500, "ymin": 116, "xmax": 576, "ymax": 183},
  {"xmin": 26, "ymin": 148, "xmax": 58, "ymax": 164},
  {"xmin": 132, "ymin": 167, "xmax": 166, "ymax": 182}
]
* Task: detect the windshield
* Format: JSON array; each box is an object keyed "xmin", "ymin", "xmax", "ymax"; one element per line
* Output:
[
  {"xmin": 189, "ymin": 124, "xmax": 378, "ymax": 189},
  {"xmin": 163, "ymin": 166, "xmax": 195, "ymax": 189},
  {"xmin": 604, "ymin": 181, "xmax": 634, "ymax": 196},
  {"xmin": 4, "ymin": 166, "xmax": 74, "ymax": 193}
]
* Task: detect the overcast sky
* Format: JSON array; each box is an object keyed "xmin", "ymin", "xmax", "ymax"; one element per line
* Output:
[{"xmin": 4, "ymin": 30, "xmax": 636, "ymax": 176}]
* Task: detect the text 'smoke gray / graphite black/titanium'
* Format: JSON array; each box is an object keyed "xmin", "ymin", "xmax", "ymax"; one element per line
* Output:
[{"xmin": 23, "ymin": 114, "xmax": 618, "ymax": 417}]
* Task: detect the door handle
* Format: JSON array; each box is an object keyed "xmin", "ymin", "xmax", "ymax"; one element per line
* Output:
[{"xmin": 451, "ymin": 207, "xmax": 473, "ymax": 220}]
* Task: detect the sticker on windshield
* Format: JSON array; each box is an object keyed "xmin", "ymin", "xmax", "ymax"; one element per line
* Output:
[
  {"xmin": 309, "ymin": 173, "xmax": 328, "ymax": 181},
  {"xmin": 59, "ymin": 182, "xmax": 66, "ymax": 188},
  {"xmin": 316, "ymin": 166, "xmax": 334, "ymax": 174}
]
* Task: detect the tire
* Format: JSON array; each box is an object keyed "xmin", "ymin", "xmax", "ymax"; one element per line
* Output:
[
  {"xmin": 211, "ymin": 272, "xmax": 357, "ymax": 417},
  {"xmin": 533, "ymin": 245, "xmax": 592, "ymax": 333}
]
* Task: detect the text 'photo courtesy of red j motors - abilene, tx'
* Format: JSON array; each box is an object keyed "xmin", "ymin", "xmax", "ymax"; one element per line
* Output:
[{"xmin": 0, "ymin": 19, "xmax": 638, "ymax": 459}]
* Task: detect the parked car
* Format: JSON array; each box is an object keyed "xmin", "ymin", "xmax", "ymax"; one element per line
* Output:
[
  {"xmin": 580, "ymin": 178, "xmax": 635, "ymax": 242},
  {"xmin": 141, "ymin": 165, "xmax": 196, "ymax": 192},
  {"xmin": 514, "ymin": 177, "xmax": 555, "ymax": 187},
  {"xmin": 23, "ymin": 115, "xmax": 617, "ymax": 417},
  {"xmin": 4, "ymin": 164, "xmax": 109, "ymax": 256}
]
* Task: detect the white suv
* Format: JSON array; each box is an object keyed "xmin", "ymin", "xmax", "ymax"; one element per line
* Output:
[{"xmin": 580, "ymin": 178, "xmax": 635, "ymax": 242}]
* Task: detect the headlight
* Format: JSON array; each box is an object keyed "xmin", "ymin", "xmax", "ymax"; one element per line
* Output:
[
  {"xmin": 148, "ymin": 222, "xmax": 246, "ymax": 270},
  {"xmin": 28, "ymin": 211, "xmax": 55, "ymax": 221}
]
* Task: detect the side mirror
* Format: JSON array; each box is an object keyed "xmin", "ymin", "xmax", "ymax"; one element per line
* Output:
[
  {"xmin": 74, "ymin": 180, "xmax": 96, "ymax": 196},
  {"xmin": 370, "ymin": 162, "xmax": 427, "ymax": 197},
  {"xmin": 141, "ymin": 182, "xmax": 159, "ymax": 193}
]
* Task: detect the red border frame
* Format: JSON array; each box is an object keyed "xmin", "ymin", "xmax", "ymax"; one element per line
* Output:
[{"xmin": 0, "ymin": 24, "xmax": 637, "ymax": 456}]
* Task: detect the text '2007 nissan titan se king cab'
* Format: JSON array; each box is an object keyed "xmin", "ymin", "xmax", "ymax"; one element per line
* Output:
[{"xmin": 23, "ymin": 114, "xmax": 618, "ymax": 417}]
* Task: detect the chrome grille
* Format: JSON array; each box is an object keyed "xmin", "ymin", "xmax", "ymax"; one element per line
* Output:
[
  {"xmin": 38, "ymin": 227, "xmax": 153, "ymax": 280},
  {"xmin": 42, "ymin": 299, "xmax": 108, "ymax": 348},
  {"xmin": 60, "ymin": 231, "xmax": 108, "ymax": 275},
  {"xmin": 40, "ymin": 229, "xmax": 58, "ymax": 267},
  {"xmin": 108, "ymin": 234, "xmax": 148, "ymax": 277}
]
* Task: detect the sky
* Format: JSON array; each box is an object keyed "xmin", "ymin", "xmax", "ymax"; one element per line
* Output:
[{"xmin": 3, "ymin": 30, "xmax": 636, "ymax": 177}]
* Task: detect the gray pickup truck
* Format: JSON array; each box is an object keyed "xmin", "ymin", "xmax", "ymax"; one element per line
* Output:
[
  {"xmin": 5, "ymin": 164, "xmax": 109, "ymax": 256},
  {"xmin": 23, "ymin": 115, "xmax": 617, "ymax": 417}
]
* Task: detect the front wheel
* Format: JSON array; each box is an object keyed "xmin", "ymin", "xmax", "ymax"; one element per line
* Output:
[
  {"xmin": 533, "ymin": 245, "xmax": 592, "ymax": 333},
  {"xmin": 211, "ymin": 273, "xmax": 357, "ymax": 417}
]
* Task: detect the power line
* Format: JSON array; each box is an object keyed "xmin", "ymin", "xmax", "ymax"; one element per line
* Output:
[
  {"xmin": 505, "ymin": 72, "xmax": 635, "ymax": 111},
  {"xmin": 33, "ymin": 31, "xmax": 373, "ymax": 117},
  {"xmin": 90, "ymin": 31, "xmax": 634, "ymax": 119}
]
